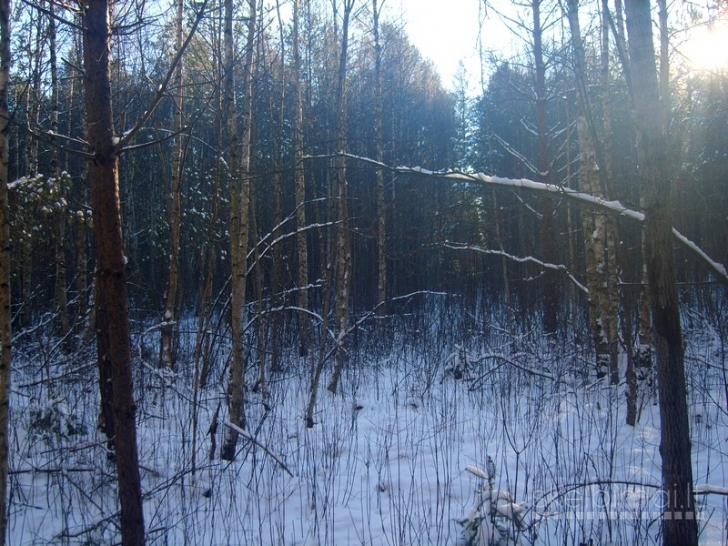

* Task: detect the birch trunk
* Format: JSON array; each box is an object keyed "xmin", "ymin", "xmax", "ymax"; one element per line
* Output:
[
  {"xmin": 222, "ymin": 0, "xmax": 256, "ymax": 461},
  {"xmin": 600, "ymin": 1, "xmax": 622, "ymax": 386},
  {"xmin": 327, "ymin": 0, "xmax": 355, "ymax": 394},
  {"xmin": 566, "ymin": 0, "xmax": 619, "ymax": 382},
  {"xmin": 160, "ymin": 0, "xmax": 185, "ymax": 369}
]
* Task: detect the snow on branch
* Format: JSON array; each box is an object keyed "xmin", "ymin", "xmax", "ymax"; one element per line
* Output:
[
  {"xmin": 492, "ymin": 132, "xmax": 541, "ymax": 177},
  {"xmin": 672, "ymin": 228, "xmax": 728, "ymax": 279},
  {"xmin": 443, "ymin": 241, "xmax": 589, "ymax": 294},
  {"xmin": 694, "ymin": 484, "xmax": 728, "ymax": 495},
  {"xmin": 302, "ymin": 152, "xmax": 728, "ymax": 289}
]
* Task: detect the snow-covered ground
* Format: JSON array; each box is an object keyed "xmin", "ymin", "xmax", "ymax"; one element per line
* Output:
[{"xmin": 6, "ymin": 307, "xmax": 728, "ymax": 545}]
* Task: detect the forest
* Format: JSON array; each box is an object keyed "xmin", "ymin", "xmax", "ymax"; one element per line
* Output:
[{"xmin": 0, "ymin": 0, "xmax": 727, "ymax": 544}]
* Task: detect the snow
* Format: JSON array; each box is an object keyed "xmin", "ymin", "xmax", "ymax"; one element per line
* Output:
[
  {"xmin": 672, "ymin": 227, "xmax": 728, "ymax": 280},
  {"xmin": 465, "ymin": 464, "xmax": 488, "ymax": 480},
  {"xmin": 695, "ymin": 484, "xmax": 728, "ymax": 495},
  {"xmin": 7, "ymin": 312, "xmax": 728, "ymax": 545}
]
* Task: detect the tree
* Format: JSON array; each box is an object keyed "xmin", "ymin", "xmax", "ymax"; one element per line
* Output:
[
  {"xmin": 482, "ymin": 0, "xmax": 565, "ymax": 334},
  {"xmin": 531, "ymin": 0, "xmax": 559, "ymax": 336},
  {"xmin": 624, "ymin": 0, "xmax": 698, "ymax": 543},
  {"xmin": 608, "ymin": 0, "xmax": 654, "ymax": 388},
  {"xmin": 82, "ymin": 1, "xmax": 145, "ymax": 542},
  {"xmin": 327, "ymin": 0, "xmax": 355, "ymax": 394},
  {"xmin": 0, "ymin": 1, "xmax": 11, "ymax": 542},
  {"xmin": 372, "ymin": 0, "xmax": 387, "ymax": 315},
  {"xmin": 221, "ymin": 0, "xmax": 257, "ymax": 462},
  {"xmin": 49, "ymin": 0, "xmax": 69, "ymax": 338},
  {"xmin": 160, "ymin": 0, "xmax": 186, "ymax": 369},
  {"xmin": 565, "ymin": 0, "xmax": 619, "ymax": 383},
  {"xmin": 292, "ymin": 0, "xmax": 311, "ymax": 357}
]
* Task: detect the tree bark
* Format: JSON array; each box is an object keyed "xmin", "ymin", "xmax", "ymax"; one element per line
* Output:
[
  {"xmin": 82, "ymin": 1, "xmax": 145, "ymax": 543},
  {"xmin": 599, "ymin": 0, "xmax": 622, "ymax": 386},
  {"xmin": 95, "ymin": 280, "xmax": 115, "ymax": 453},
  {"xmin": 566, "ymin": 0, "xmax": 619, "ymax": 382},
  {"xmin": 269, "ymin": 0, "xmax": 286, "ymax": 374},
  {"xmin": 49, "ymin": 1, "xmax": 69, "ymax": 337},
  {"xmin": 0, "ymin": 2, "xmax": 11, "ymax": 542},
  {"xmin": 373, "ymin": 0, "xmax": 386, "ymax": 316},
  {"xmin": 532, "ymin": 0, "xmax": 559, "ymax": 336},
  {"xmin": 624, "ymin": 1, "xmax": 698, "ymax": 543},
  {"xmin": 327, "ymin": 0, "xmax": 355, "ymax": 394},
  {"xmin": 160, "ymin": 0, "xmax": 185, "ymax": 369},
  {"xmin": 221, "ymin": 0, "xmax": 256, "ymax": 461},
  {"xmin": 293, "ymin": 0, "xmax": 310, "ymax": 357}
]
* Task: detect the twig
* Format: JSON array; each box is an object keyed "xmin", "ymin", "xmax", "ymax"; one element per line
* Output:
[{"xmin": 223, "ymin": 422, "xmax": 294, "ymax": 477}]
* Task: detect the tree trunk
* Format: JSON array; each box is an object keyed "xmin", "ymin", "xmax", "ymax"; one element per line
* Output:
[
  {"xmin": 160, "ymin": 0, "xmax": 185, "ymax": 369},
  {"xmin": 566, "ymin": 0, "xmax": 619, "ymax": 382},
  {"xmin": 306, "ymin": 210, "xmax": 333, "ymax": 427},
  {"xmin": 532, "ymin": 0, "xmax": 558, "ymax": 336},
  {"xmin": 49, "ymin": 2, "xmax": 69, "ymax": 337},
  {"xmin": 76, "ymin": 203, "xmax": 90, "ymax": 327},
  {"xmin": 576, "ymin": 115, "xmax": 611, "ymax": 379},
  {"xmin": 624, "ymin": 1, "xmax": 698, "ymax": 543},
  {"xmin": 269, "ymin": 0, "xmax": 287, "ymax": 374},
  {"xmin": 191, "ymin": 94, "xmax": 224, "ymax": 468},
  {"xmin": 293, "ymin": 0, "xmax": 310, "ymax": 357},
  {"xmin": 327, "ymin": 0, "xmax": 355, "ymax": 395},
  {"xmin": 95, "ymin": 280, "xmax": 115, "ymax": 454},
  {"xmin": 620, "ymin": 239, "xmax": 639, "ymax": 426},
  {"xmin": 373, "ymin": 0, "xmax": 386, "ymax": 316},
  {"xmin": 67, "ymin": 37, "xmax": 89, "ymax": 328},
  {"xmin": 607, "ymin": 0, "xmax": 653, "ymax": 395},
  {"xmin": 252, "ymin": 203, "xmax": 268, "ymax": 400},
  {"xmin": 599, "ymin": 0, "xmax": 621, "ymax": 386},
  {"xmin": 636, "ymin": 248, "xmax": 653, "ymax": 383},
  {"xmin": 0, "ymin": 2, "xmax": 12, "ymax": 542},
  {"xmin": 82, "ymin": 1, "xmax": 145, "ymax": 543},
  {"xmin": 221, "ymin": 0, "xmax": 256, "ymax": 462},
  {"xmin": 21, "ymin": 27, "xmax": 41, "ymax": 329}
]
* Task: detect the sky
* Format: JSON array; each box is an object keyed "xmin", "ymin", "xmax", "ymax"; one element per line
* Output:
[
  {"xmin": 385, "ymin": 0, "xmax": 521, "ymax": 91},
  {"xmin": 386, "ymin": 0, "xmax": 728, "ymax": 88},
  {"xmin": 386, "ymin": 0, "xmax": 486, "ymax": 89}
]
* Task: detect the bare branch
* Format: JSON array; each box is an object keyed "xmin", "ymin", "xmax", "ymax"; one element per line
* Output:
[
  {"xmin": 443, "ymin": 241, "xmax": 589, "ymax": 294},
  {"xmin": 20, "ymin": 0, "xmax": 85, "ymax": 32},
  {"xmin": 223, "ymin": 422, "xmax": 294, "ymax": 477},
  {"xmin": 114, "ymin": 0, "xmax": 209, "ymax": 152},
  {"xmin": 25, "ymin": 124, "xmax": 94, "ymax": 159}
]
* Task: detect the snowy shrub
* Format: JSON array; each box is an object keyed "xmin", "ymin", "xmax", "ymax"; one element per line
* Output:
[
  {"xmin": 457, "ymin": 457, "xmax": 526, "ymax": 546},
  {"xmin": 29, "ymin": 398, "xmax": 88, "ymax": 439}
]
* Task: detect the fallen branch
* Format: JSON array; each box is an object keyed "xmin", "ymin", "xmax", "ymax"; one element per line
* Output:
[{"xmin": 223, "ymin": 422, "xmax": 294, "ymax": 477}]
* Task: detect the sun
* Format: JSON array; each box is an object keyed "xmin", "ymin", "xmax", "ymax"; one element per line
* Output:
[{"xmin": 681, "ymin": 18, "xmax": 728, "ymax": 72}]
